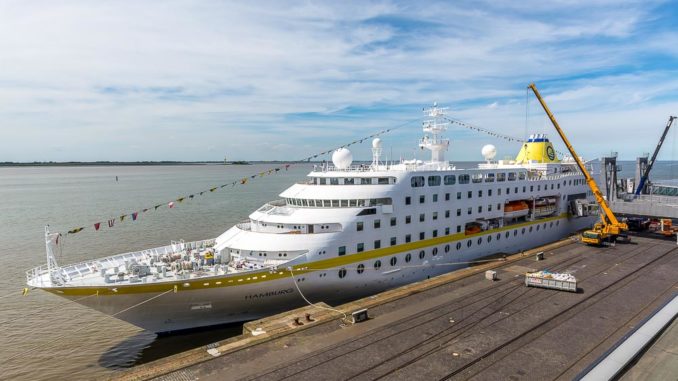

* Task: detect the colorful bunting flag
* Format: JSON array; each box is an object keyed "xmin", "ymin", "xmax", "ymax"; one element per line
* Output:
[
  {"xmin": 210, "ymin": 187, "xmax": 217, "ymax": 192},
  {"xmin": 68, "ymin": 227, "xmax": 84, "ymax": 234},
  {"xmin": 120, "ymin": 215, "xmax": 126, "ymax": 222},
  {"xmin": 132, "ymin": 212, "xmax": 138, "ymax": 221},
  {"xmin": 108, "ymin": 219, "xmax": 115, "ymax": 228},
  {"xmin": 241, "ymin": 178, "xmax": 248, "ymax": 184},
  {"xmin": 94, "ymin": 222, "xmax": 101, "ymax": 231},
  {"xmin": 154, "ymin": 204, "xmax": 162, "ymax": 210},
  {"xmin": 168, "ymin": 202, "xmax": 175, "ymax": 208}
]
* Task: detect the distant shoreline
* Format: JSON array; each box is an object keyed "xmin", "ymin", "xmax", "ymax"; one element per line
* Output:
[{"xmin": 0, "ymin": 161, "xmax": 303, "ymax": 167}]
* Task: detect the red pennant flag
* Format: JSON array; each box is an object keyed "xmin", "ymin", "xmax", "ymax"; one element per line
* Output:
[
  {"xmin": 285, "ymin": 164, "xmax": 290, "ymax": 170},
  {"xmin": 94, "ymin": 222, "xmax": 101, "ymax": 231},
  {"xmin": 132, "ymin": 212, "xmax": 138, "ymax": 221}
]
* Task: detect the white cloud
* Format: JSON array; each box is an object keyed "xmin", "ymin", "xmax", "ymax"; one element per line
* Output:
[{"xmin": 0, "ymin": 0, "xmax": 676, "ymax": 161}]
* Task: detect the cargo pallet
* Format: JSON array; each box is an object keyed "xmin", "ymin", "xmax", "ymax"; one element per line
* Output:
[{"xmin": 525, "ymin": 275, "xmax": 577, "ymax": 292}]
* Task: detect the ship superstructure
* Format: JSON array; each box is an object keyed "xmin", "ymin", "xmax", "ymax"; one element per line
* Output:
[{"xmin": 27, "ymin": 105, "xmax": 597, "ymax": 332}]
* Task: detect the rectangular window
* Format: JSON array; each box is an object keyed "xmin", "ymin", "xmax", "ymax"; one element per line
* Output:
[
  {"xmin": 488, "ymin": 204, "xmax": 492, "ymax": 211},
  {"xmin": 361, "ymin": 178, "xmax": 371, "ymax": 185},
  {"xmin": 457, "ymin": 225, "xmax": 461, "ymax": 233},
  {"xmin": 378, "ymin": 177, "xmax": 389, "ymax": 185},
  {"xmin": 433, "ymin": 194, "xmax": 438, "ymax": 202},
  {"xmin": 488, "ymin": 189, "xmax": 492, "ymax": 196},
  {"xmin": 459, "ymin": 174, "xmax": 470, "ymax": 184},
  {"xmin": 405, "ymin": 234, "xmax": 411, "ymax": 243},
  {"xmin": 498, "ymin": 188, "xmax": 502, "ymax": 195},
  {"xmin": 472, "ymin": 173, "xmax": 483, "ymax": 183},
  {"xmin": 405, "ymin": 196, "xmax": 411, "ymax": 205},
  {"xmin": 330, "ymin": 178, "xmax": 339, "ymax": 185},
  {"xmin": 444, "ymin": 175, "xmax": 456, "ymax": 185},
  {"xmin": 319, "ymin": 178, "xmax": 327, "ymax": 185},
  {"xmin": 485, "ymin": 173, "xmax": 495, "ymax": 182},
  {"xmin": 406, "ymin": 215, "xmax": 411, "ymax": 224},
  {"xmin": 519, "ymin": 172, "xmax": 526, "ymax": 180},
  {"xmin": 445, "ymin": 210, "xmax": 450, "ymax": 218},
  {"xmin": 411, "ymin": 176, "xmax": 425, "ymax": 187},
  {"xmin": 390, "ymin": 237, "xmax": 396, "ymax": 246},
  {"xmin": 374, "ymin": 240, "xmax": 381, "ymax": 249},
  {"xmin": 432, "ymin": 230, "xmax": 438, "ymax": 237},
  {"xmin": 468, "ymin": 207, "xmax": 472, "ymax": 215},
  {"xmin": 508, "ymin": 172, "xmax": 516, "ymax": 181},
  {"xmin": 419, "ymin": 232, "xmax": 425, "ymax": 240},
  {"xmin": 506, "ymin": 188, "xmax": 510, "ymax": 194},
  {"xmin": 457, "ymin": 192, "xmax": 462, "ymax": 200},
  {"xmin": 341, "ymin": 200, "xmax": 348, "ymax": 207},
  {"xmin": 433, "ymin": 212, "xmax": 438, "ymax": 220},
  {"xmin": 497, "ymin": 203, "xmax": 501, "ymax": 210},
  {"xmin": 478, "ymin": 205, "xmax": 483, "ymax": 213},
  {"xmin": 445, "ymin": 227, "xmax": 450, "ymax": 235},
  {"xmin": 538, "ymin": 185, "xmax": 541, "ymax": 191},
  {"xmin": 357, "ymin": 243, "xmax": 364, "ymax": 252},
  {"xmin": 344, "ymin": 178, "xmax": 355, "ymax": 185},
  {"xmin": 445, "ymin": 193, "xmax": 450, "ymax": 201},
  {"xmin": 497, "ymin": 173, "xmax": 506, "ymax": 182},
  {"xmin": 338, "ymin": 246, "xmax": 346, "ymax": 256},
  {"xmin": 457, "ymin": 208, "xmax": 461, "ymax": 216},
  {"xmin": 523, "ymin": 186, "xmax": 526, "ymax": 192},
  {"xmin": 468, "ymin": 191, "xmax": 472, "ymax": 199},
  {"xmin": 478, "ymin": 190, "xmax": 483, "ymax": 197},
  {"xmin": 390, "ymin": 217, "xmax": 397, "ymax": 226},
  {"xmin": 420, "ymin": 195, "xmax": 425, "ymax": 204},
  {"xmin": 374, "ymin": 219, "xmax": 381, "ymax": 229},
  {"xmin": 357, "ymin": 222, "xmax": 363, "ymax": 231},
  {"xmin": 428, "ymin": 176, "xmax": 441, "ymax": 186},
  {"xmin": 419, "ymin": 213, "xmax": 425, "ymax": 222}
]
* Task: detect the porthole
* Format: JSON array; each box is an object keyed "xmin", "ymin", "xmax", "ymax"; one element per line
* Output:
[
  {"xmin": 529, "ymin": 226, "xmax": 533, "ymax": 232},
  {"xmin": 467, "ymin": 240, "xmax": 472, "ymax": 248},
  {"xmin": 477, "ymin": 237, "xmax": 482, "ymax": 245},
  {"xmin": 456, "ymin": 242, "xmax": 462, "ymax": 250},
  {"xmin": 390, "ymin": 257, "xmax": 397, "ymax": 266},
  {"xmin": 357, "ymin": 264, "xmax": 365, "ymax": 274},
  {"xmin": 444, "ymin": 244, "xmax": 450, "ymax": 253},
  {"xmin": 550, "ymin": 222, "xmax": 554, "ymax": 228},
  {"xmin": 419, "ymin": 250, "xmax": 425, "ymax": 259},
  {"xmin": 432, "ymin": 247, "xmax": 438, "ymax": 256},
  {"xmin": 374, "ymin": 260, "xmax": 382, "ymax": 270},
  {"xmin": 556, "ymin": 220, "xmax": 560, "ymax": 226},
  {"xmin": 338, "ymin": 268, "xmax": 347, "ymax": 278},
  {"xmin": 543, "ymin": 223, "xmax": 547, "ymax": 229},
  {"xmin": 514, "ymin": 230, "xmax": 518, "ymax": 236},
  {"xmin": 496, "ymin": 233, "xmax": 501, "ymax": 241},
  {"xmin": 506, "ymin": 231, "xmax": 510, "ymax": 239},
  {"xmin": 536, "ymin": 225, "xmax": 540, "ymax": 231},
  {"xmin": 488, "ymin": 235, "xmax": 492, "ymax": 243},
  {"xmin": 405, "ymin": 253, "xmax": 412, "ymax": 263}
]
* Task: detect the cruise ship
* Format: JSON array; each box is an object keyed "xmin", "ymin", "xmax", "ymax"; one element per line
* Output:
[{"xmin": 27, "ymin": 104, "xmax": 597, "ymax": 333}]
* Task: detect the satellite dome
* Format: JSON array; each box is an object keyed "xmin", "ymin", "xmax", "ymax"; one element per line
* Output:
[
  {"xmin": 372, "ymin": 138, "xmax": 382, "ymax": 148},
  {"xmin": 481, "ymin": 144, "xmax": 497, "ymax": 160},
  {"xmin": 332, "ymin": 148, "xmax": 353, "ymax": 169}
]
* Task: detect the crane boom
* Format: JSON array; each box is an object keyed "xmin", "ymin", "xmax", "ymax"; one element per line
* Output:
[
  {"xmin": 634, "ymin": 116, "xmax": 676, "ymax": 195},
  {"xmin": 527, "ymin": 83, "xmax": 622, "ymax": 228}
]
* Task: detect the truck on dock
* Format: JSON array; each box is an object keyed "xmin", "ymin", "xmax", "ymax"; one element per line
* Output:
[{"xmin": 525, "ymin": 271, "xmax": 577, "ymax": 292}]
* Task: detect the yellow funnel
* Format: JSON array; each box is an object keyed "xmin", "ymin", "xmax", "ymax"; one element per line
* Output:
[{"xmin": 515, "ymin": 134, "xmax": 560, "ymax": 164}]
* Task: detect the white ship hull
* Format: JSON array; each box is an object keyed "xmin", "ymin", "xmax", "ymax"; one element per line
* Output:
[{"xmin": 55, "ymin": 215, "xmax": 593, "ymax": 332}]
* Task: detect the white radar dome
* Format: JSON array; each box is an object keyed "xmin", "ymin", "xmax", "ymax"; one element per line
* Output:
[
  {"xmin": 372, "ymin": 138, "xmax": 382, "ymax": 148},
  {"xmin": 481, "ymin": 144, "xmax": 497, "ymax": 160},
  {"xmin": 332, "ymin": 148, "xmax": 353, "ymax": 169}
]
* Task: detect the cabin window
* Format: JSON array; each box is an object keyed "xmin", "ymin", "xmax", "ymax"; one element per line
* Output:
[
  {"xmin": 478, "ymin": 190, "xmax": 483, "ymax": 197},
  {"xmin": 405, "ymin": 196, "xmax": 411, "ymax": 205},
  {"xmin": 445, "ymin": 210, "xmax": 450, "ymax": 218},
  {"xmin": 508, "ymin": 172, "xmax": 517, "ymax": 181},
  {"xmin": 361, "ymin": 178, "xmax": 371, "ymax": 185},
  {"xmin": 406, "ymin": 215, "xmax": 411, "ymax": 224},
  {"xmin": 374, "ymin": 240, "xmax": 381, "ymax": 249},
  {"xmin": 419, "ymin": 250, "xmax": 425, "ymax": 259},
  {"xmin": 341, "ymin": 200, "xmax": 348, "ymax": 207},
  {"xmin": 338, "ymin": 268, "xmax": 347, "ymax": 278},
  {"xmin": 485, "ymin": 173, "xmax": 495, "ymax": 182},
  {"xmin": 497, "ymin": 173, "xmax": 506, "ymax": 182},
  {"xmin": 390, "ymin": 217, "xmax": 397, "ymax": 226},
  {"xmin": 390, "ymin": 237, "xmax": 396, "ymax": 246},
  {"xmin": 357, "ymin": 243, "xmax": 364, "ymax": 252},
  {"xmin": 330, "ymin": 178, "xmax": 339, "ymax": 185},
  {"xmin": 419, "ymin": 232, "xmax": 425, "ymax": 240},
  {"xmin": 338, "ymin": 246, "xmax": 346, "ymax": 256},
  {"xmin": 374, "ymin": 219, "xmax": 381, "ymax": 229},
  {"xmin": 357, "ymin": 264, "xmax": 365, "ymax": 274},
  {"xmin": 433, "ymin": 212, "xmax": 438, "ymax": 220},
  {"xmin": 405, "ymin": 234, "xmax": 411, "ymax": 243},
  {"xmin": 332, "ymin": 200, "xmax": 339, "ymax": 207},
  {"xmin": 457, "ymin": 209, "xmax": 461, "ymax": 216},
  {"xmin": 411, "ymin": 176, "xmax": 425, "ymax": 187},
  {"xmin": 374, "ymin": 260, "xmax": 382, "ymax": 270},
  {"xmin": 432, "ymin": 230, "xmax": 438, "ymax": 238},
  {"xmin": 445, "ymin": 193, "xmax": 450, "ymax": 201},
  {"xmin": 433, "ymin": 194, "xmax": 438, "ymax": 202},
  {"xmin": 456, "ymin": 242, "xmax": 462, "ymax": 250},
  {"xmin": 378, "ymin": 177, "xmax": 390, "ymax": 185},
  {"xmin": 519, "ymin": 172, "xmax": 526, "ymax": 180},
  {"xmin": 428, "ymin": 176, "xmax": 441, "ymax": 186},
  {"xmin": 344, "ymin": 178, "xmax": 355, "ymax": 185},
  {"xmin": 319, "ymin": 178, "xmax": 327, "ymax": 185},
  {"xmin": 390, "ymin": 257, "xmax": 397, "ymax": 266},
  {"xmin": 420, "ymin": 195, "xmax": 425, "ymax": 204},
  {"xmin": 472, "ymin": 174, "xmax": 483, "ymax": 183},
  {"xmin": 444, "ymin": 175, "xmax": 456, "ymax": 185},
  {"xmin": 445, "ymin": 244, "xmax": 450, "ymax": 253},
  {"xmin": 488, "ymin": 189, "xmax": 492, "ymax": 196},
  {"xmin": 457, "ymin": 192, "xmax": 462, "ymax": 200},
  {"xmin": 457, "ymin": 225, "xmax": 461, "ymax": 233},
  {"xmin": 405, "ymin": 253, "xmax": 412, "ymax": 263},
  {"xmin": 445, "ymin": 227, "xmax": 450, "ymax": 235},
  {"xmin": 357, "ymin": 222, "xmax": 363, "ymax": 231},
  {"xmin": 420, "ymin": 213, "xmax": 425, "ymax": 222},
  {"xmin": 459, "ymin": 174, "xmax": 470, "ymax": 184}
]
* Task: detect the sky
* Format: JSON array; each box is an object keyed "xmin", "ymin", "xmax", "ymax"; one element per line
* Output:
[{"xmin": 1, "ymin": 0, "xmax": 678, "ymax": 162}]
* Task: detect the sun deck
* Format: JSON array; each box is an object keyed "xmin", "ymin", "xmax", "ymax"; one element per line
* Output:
[{"xmin": 26, "ymin": 238, "xmax": 290, "ymax": 288}]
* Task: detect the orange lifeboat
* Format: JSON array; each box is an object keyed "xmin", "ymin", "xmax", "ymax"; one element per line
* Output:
[{"xmin": 503, "ymin": 201, "xmax": 530, "ymax": 219}]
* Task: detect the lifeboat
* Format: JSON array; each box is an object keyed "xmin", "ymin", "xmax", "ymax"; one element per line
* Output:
[
  {"xmin": 465, "ymin": 224, "xmax": 482, "ymax": 235},
  {"xmin": 503, "ymin": 201, "xmax": 529, "ymax": 219}
]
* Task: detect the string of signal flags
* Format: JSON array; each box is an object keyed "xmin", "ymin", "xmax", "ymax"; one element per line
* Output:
[
  {"xmin": 63, "ymin": 114, "xmax": 539, "ymax": 237},
  {"xmin": 64, "ymin": 125, "xmax": 407, "ymax": 236}
]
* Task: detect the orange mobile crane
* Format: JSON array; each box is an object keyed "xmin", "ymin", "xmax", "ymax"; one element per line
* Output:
[{"xmin": 528, "ymin": 83, "xmax": 628, "ymax": 245}]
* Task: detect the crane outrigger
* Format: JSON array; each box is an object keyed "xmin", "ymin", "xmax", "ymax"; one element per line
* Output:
[{"xmin": 528, "ymin": 83, "xmax": 628, "ymax": 245}]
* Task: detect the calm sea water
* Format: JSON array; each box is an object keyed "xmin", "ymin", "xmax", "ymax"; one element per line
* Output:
[{"xmin": 1, "ymin": 160, "xmax": 677, "ymax": 380}]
